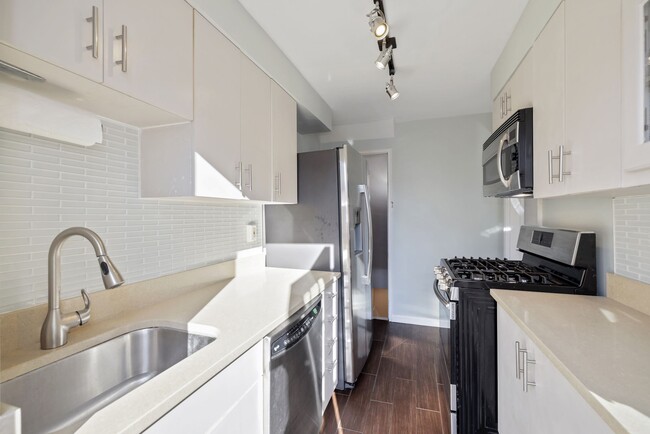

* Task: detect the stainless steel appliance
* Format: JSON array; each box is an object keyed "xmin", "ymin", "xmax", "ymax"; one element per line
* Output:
[
  {"xmin": 434, "ymin": 226, "xmax": 597, "ymax": 434},
  {"xmin": 482, "ymin": 108, "xmax": 533, "ymax": 198},
  {"xmin": 263, "ymin": 296, "xmax": 323, "ymax": 434},
  {"xmin": 265, "ymin": 145, "xmax": 373, "ymax": 389}
]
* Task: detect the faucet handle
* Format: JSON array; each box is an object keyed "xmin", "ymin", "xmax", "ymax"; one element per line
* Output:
[{"xmin": 76, "ymin": 289, "xmax": 91, "ymax": 326}]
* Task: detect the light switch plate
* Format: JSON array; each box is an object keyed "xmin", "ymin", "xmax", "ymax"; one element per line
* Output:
[{"xmin": 246, "ymin": 224, "xmax": 258, "ymax": 243}]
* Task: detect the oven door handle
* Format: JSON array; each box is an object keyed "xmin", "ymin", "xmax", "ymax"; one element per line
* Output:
[
  {"xmin": 433, "ymin": 279, "xmax": 450, "ymax": 309},
  {"xmin": 497, "ymin": 133, "xmax": 512, "ymax": 188}
]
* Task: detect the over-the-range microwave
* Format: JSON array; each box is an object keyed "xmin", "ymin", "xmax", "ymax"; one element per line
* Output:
[{"xmin": 482, "ymin": 108, "xmax": 533, "ymax": 198}]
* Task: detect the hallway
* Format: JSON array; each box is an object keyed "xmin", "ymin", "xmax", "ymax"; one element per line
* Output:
[{"xmin": 321, "ymin": 320, "xmax": 450, "ymax": 434}]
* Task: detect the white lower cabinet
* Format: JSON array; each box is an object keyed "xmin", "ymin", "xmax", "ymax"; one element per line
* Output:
[
  {"xmin": 497, "ymin": 306, "xmax": 611, "ymax": 434},
  {"xmin": 145, "ymin": 341, "xmax": 263, "ymax": 434},
  {"xmin": 322, "ymin": 281, "xmax": 339, "ymax": 410}
]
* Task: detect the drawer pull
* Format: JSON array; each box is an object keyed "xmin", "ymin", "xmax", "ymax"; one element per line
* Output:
[{"xmin": 521, "ymin": 349, "xmax": 536, "ymax": 392}]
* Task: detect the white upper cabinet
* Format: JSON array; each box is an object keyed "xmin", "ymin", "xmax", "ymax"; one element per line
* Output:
[
  {"xmin": 0, "ymin": 0, "xmax": 103, "ymax": 82},
  {"xmin": 271, "ymin": 81, "xmax": 298, "ymax": 204},
  {"xmin": 142, "ymin": 12, "xmax": 296, "ymax": 203},
  {"xmin": 193, "ymin": 11, "xmax": 244, "ymax": 199},
  {"xmin": 622, "ymin": 0, "xmax": 650, "ymax": 187},
  {"xmin": 241, "ymin": 56, "xmax": 272, "ymax": 202},
  {"xmin": 531, "ymin": 0, "xmax": 621, "ymax": 198},
  {"xmin": 564, "ymin": 0, "xmax": 621, "ymax": 194},
  {"xmin": 532, "ymin": 3, "xmax": 567, "ymax": 199},
  {"xmin": 493, "ymin": 51, "xmax": 533, "ymax": 131},
  {"xmin": 103, "ymin": 0, "xmax": 193, "ymax": 120}
]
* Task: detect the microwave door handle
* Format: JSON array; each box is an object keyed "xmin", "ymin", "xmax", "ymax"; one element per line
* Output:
[{"xmin": 497, "ymin": 134, "xmax": 512, "ymax": 188}]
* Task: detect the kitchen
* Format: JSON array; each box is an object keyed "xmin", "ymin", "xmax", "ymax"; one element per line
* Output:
[{"xmin": 1, "ymin": 0, "xmax": 650, "ymax": 433}]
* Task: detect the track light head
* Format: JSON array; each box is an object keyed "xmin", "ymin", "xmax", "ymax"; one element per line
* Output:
[
  {"xmin": 385, "ymin": 75, "xmax": 400, "ymax": 100},
  {"xmin": 375, "ymin": 43, "xmax": 393, "ymax": 70},
  {"xmin": 367, "ymin": 4, "xmax": 389, "ymax": 40}
]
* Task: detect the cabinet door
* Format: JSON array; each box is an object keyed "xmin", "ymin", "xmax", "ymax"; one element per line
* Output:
[
  {"xmin": 564, "ymin": 0, "xmax": 621, "ymax": 193},
  {"xmin": 241, "ymin": 56, "xmax": 272, "ymax": 201},
  {"xmin": 145, "ymin": 341, "xmax": 263, "ymax": 434},
  {"xmin": 103, "ymin": 0, "xmax": 193, "ymax": 119},
  {"xmin": 509, "ymin": 51, "xmax": 533, "ymax": 112},
  {"xmin": 271, "ymin": 81, "xmax": 298, "ymax": 204},
  {"xmin": 621, "ymin": 0, "xmax": 650, "ymax": 186},
  {"xmin": 492, "ymin": 95, "xmax": 503, "ymax": 131},
  {"xmin": 532, "ymin": 3, "xmax": 567, "ymax": 198},
  {"xmin": 497, "ymin": 306, "xmax": 612, "ymax": 434},
  {"xmin": 193, "ymin": 12, "xmax": 244, "ymax": 199},
  {"xmin": 497, "ymin": 306, "xmax": 530, "ymax": 434},
  {"xmin": 0, "ymin": 0, "xmax": 103, "ymax": 82}
]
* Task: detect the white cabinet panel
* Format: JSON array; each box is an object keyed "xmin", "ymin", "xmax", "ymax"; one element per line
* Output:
[
  {"xmin": 622, "ymin": 0, "xmax": 650, "ymax": 186},
  {"xmin": 103, "ymin": 0, "xmax": 193, "ymax": 119},
  {"xmin": 0, "ymin": 0, "xmax": 103, "ymax": 82},
  {"xmin": 271, "ymin": 81, "xmax": 297, "ymax": 204},
  {"xmin": 532, "ymin": 3, "xmax": 567, "ymax": 198},
  {"xmin": 241, "ymin": 56, "xmax": 272, "ymax": 201},
  {"xmin": 564, "ymin": 0, "xmax": 621, "ymax": 194},
  {"xmin": 497, "ymin": 306, "xmax": 612, "ymax": 434},
  {"xmin": 193, "ymin": 12, "xmax": 244, "ymax": 199},
  {"xmin": 145, "ymin": 341, "xmax": 263, "ymax": 434}
]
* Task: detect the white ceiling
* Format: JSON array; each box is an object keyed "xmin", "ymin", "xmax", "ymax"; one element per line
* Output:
[{"xmin": 238, "ymin": 0, "xmax": 528, "ymax": 126}]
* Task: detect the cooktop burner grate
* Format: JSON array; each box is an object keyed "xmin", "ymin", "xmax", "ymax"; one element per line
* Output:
[{"xmin": 446, "ymin": 257, "xmax": 571, "ymax": 286}]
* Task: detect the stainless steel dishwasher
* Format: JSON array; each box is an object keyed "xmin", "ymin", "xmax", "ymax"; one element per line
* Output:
[{"xmin": 263, "ymin": 296, "xmax": 323, "ymax": 434}]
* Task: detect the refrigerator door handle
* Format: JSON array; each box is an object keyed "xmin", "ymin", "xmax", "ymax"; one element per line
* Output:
[{"xmin": 358, "ymin": 184, "xmax": 373, "ymax": 286}]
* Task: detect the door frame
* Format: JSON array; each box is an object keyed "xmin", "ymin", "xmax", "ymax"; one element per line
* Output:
[{"xmin": 359, "ymin": 149, "xmax": 393, "ymax": 321}]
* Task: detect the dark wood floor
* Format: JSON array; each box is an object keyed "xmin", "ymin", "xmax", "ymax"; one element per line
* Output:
[{"xmin": 321, "ymin": 320, "xmax": 450, "ymax": 434}]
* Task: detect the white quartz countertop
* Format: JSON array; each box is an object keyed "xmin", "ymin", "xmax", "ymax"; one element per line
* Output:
[
  {"xmin": 491, "ymin": 289, "xmax": 650, "ymax": 434},
  {"xmin": 1, "ymin": 261, "xmax": 338, "ymax": 434}
]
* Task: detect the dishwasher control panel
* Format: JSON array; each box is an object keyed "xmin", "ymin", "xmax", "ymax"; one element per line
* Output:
[{"xmin": 271, "ymin": 301, "xmax": 321, "ymax": 356}]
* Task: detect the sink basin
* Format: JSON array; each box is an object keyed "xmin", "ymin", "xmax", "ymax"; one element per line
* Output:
[{"xmin": 0, "ymin": 327, "xmax": 215, "ymax": 434}]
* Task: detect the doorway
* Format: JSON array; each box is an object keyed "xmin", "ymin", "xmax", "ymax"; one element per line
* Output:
[{"xmin": 362, "ymin": 151, "xmax": 389, "ymax": 320}]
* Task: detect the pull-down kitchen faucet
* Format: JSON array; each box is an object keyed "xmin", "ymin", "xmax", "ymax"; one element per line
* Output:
[{"xmin": 41, "ymin": 227, "xmax": 124, "ymax": 349}]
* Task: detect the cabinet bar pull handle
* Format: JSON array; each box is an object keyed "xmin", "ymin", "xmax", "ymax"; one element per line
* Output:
[
  {"xmin": 278, "ymin": 171, "xmax": 282, "ymax": 196},
  {"xmin": 558, "ymin": 145, "xmax": 571, "ymax": 183},
  {"xmin": 86, "ymin": 6, "xmax": 99, "ymax": 59},
  {"xmin": 235, "ymin": 162, "xmax": 242, "ymax": 190},
  {"xmin": 505, "ymin": 92, "xmax": 512, "ymax": 114},
  {"xmin": 515, "ymin": 341, "xmax": 522, "ymax": 379},
  {"xmin": 548, "ymin": 150, "xmax": 554, "ymax": 184},
  {"xmin": 500, "ymin": 96, "xmax": 505, "ymax": 118},
  {"xmin": 115, "ymin": 25, "xmax": 127, "ymax": 72},
  {"xmin": 522, "ymin": 350, "xmax": 536, "ymax": 392},
  {"xmin": 244, "ymin": 164, "xmax": 253, "ymax": 191}
]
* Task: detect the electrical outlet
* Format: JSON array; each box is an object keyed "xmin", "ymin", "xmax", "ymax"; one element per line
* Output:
[{"xmin": 246, "ymin": 224, "xmax": 257, "ymax": 243}]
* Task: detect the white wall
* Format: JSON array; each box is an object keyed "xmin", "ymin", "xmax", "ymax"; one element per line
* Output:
[
  {"xmin": 0, "ymin": 122, "xmax": 262, "ymax": 313},
  {"xmin": 539, "ymin": 196, "xmax": 613, "ymax": 296},
  {"xmin": 351, "ymin": 114, "xmax": 503, "ymax": 327}
]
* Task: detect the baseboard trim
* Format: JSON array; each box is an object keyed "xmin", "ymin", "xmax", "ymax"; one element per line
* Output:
[
  {"xmin": 389, "ymin": 314, "xmax": 450, "ymax": 329},
  {"xmin": 372, "ymin": 316, "xmax": 389, "ymax": 320}
]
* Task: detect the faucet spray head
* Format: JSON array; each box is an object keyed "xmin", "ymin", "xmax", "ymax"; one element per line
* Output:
[{"xmin": 98, "ymin": 255, "xmax": 124, "ymax": 289}]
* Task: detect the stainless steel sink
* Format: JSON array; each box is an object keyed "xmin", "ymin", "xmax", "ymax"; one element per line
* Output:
[{"xmin": 0, "ymin": 327, "xmax": 215, "ymax": 434}]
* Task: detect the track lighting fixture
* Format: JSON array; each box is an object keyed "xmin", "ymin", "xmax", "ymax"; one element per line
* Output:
[
  {"xmin": 368, "ymin": 1, "xmax": 401, "ymax": 100},
  {"xmin": 385, "ymin": 75, "xmax": 400, "ymax": 100},
  {"xmin": 367, "ymin": 3, "xmax": 389, "ymax": 40},
  {"xmin": 375, "ymin": 42, "xmax": 393, "ymax": 70}
]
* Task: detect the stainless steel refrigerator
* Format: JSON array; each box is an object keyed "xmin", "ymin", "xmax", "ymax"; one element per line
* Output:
[{"xmin": 265, "ymin": 145, "xmax": 373, "ymax": 389}]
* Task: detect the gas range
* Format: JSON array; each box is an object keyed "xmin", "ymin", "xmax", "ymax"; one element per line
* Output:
[
  {"xmin": 437, "ymin": 256, "xmax": 586, "ymax": 292},
  {"xmin": 435, "ymin": 226, "xmax": 597, "ymax": 434}
]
